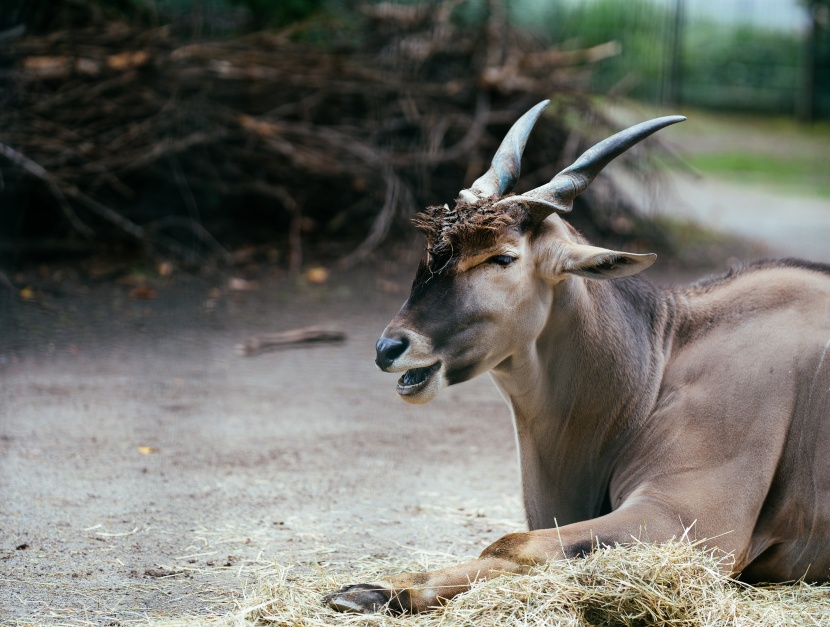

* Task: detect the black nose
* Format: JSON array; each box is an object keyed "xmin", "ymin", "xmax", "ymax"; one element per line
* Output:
[{"xmin": 375, "ymin": 336, "xmax": 408, "ymax": 370}]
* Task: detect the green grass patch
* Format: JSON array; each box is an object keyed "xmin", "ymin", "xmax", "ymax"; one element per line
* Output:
[{"xmin": 687, "ymin": 152, "xmax": 830, "ymax": 198}]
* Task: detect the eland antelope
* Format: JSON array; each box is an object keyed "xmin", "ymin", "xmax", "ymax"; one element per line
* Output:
[{"xmin": 324, "ymin": 101, "xmax": 830, "ymax": 614}]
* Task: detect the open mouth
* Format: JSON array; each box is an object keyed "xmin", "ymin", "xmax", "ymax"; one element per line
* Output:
[{"xmin": 397, "ymin": 362, "xmax": 441, "ymax": 394}]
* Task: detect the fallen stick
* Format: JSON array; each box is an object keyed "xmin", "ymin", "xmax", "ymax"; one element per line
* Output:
[{"xmin": 238, "ymin": 326, "xmax": 346, "ymax": 356}]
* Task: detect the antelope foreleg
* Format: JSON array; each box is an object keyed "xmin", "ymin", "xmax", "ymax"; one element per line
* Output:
[
  {"xmin": 324, "ymin": 503, "xmax": 697, "ymax": 614},
  {"xmin": 323, "ymin": 556, "xmax": 524, "ymax": 614},
  {"xmin": 323, "ymin": 529, "xmax": 614, "ymax": 614}
]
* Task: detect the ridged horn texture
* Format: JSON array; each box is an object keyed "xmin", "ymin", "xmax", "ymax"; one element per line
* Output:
[
  {"xmin": 458, "ymin": 100, "xmax": 550, "ymax": 203},
  {"xmin": 494, "ymin": 115, "xmax": 686, "ymax": 223}
]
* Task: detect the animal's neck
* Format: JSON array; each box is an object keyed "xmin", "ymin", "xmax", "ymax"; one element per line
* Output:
[{"xmin": 491, "ymin": 274, "xmax": 671, "ymax": 528}]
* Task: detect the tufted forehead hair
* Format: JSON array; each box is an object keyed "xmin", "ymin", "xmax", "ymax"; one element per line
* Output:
[
  {"xmin": 412, "ymin": 197, "xmax": 534, "ymax": 270},
  {"xmin": 407, "ymin": 106, "xmax": 685, "ymax": 274}
]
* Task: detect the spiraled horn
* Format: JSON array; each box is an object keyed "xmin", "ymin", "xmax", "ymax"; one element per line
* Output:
[
  {"xmin": 458, "ymin": 100, "xmax": 550, "ymax": 203},
  {"xmin": 495, "ymin": 115, "xmax": 686, "ymax": 222}
]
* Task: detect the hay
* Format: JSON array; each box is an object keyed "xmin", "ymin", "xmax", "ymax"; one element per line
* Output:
[{"xmin": 182, "ymin": 540, "xmax": 830, "ymax": 627}]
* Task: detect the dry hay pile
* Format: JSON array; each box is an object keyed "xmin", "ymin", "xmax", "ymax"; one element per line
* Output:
[
  {"xmin": 0, "ymin": 2, "xmax": 661, "ymax": 271},
  {"xmin": 152, "ymin": 541, "xmax": 830, "ymax": 626}
]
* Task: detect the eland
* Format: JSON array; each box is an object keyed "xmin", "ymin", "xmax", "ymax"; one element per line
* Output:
[{"xmin": 324, "ymin": 101, "xmax": 830, "ymax": 614}]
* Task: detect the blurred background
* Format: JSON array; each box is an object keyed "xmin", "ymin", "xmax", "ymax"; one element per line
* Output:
[
  {"xmin": 1, "ymin": 0, "xmax": 828, "ymax": 285},
  {"xmin": 2, "ymin": 1, "xmax": 830, "ymax": 624}
]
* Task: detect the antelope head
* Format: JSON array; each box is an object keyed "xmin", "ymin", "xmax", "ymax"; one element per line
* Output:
[{"xmin": 376, "ymin": 101, "xmax": 685, "ymax": 404}]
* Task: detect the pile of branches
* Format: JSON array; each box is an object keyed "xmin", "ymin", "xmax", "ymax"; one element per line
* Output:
[{"xmin": 0, "ymin": 2, "xmax": 648, "ymax": 271}]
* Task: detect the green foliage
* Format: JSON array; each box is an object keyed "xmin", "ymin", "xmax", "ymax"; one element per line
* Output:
[
  {"xmin": 687, "ymin": 151, "xmax": 830, "ymax": 197},
  {"xmin": 512, "ymin": 0, "xmax": 668, "ymax": 101},
  {"xmin": 512, "ymin": 0, "xmax": 807, "ymax": 115},
  {"xmin": 682, "ymin": 21, "xmax": 802, "ymax": 112}
]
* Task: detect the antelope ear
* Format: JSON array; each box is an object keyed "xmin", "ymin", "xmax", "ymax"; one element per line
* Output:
[{"xmin": 562, "ymin": 243, "xmax": 656, "ymax": 280}]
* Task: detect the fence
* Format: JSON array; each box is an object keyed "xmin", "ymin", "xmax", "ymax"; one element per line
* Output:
[{"xmin": 515, "ymin": 0, "xmax": 830, "ymax": 120}]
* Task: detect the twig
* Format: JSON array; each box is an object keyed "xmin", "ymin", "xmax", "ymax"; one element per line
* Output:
[
  {"xmin": 238, "ymin": 326, "xmax": 346, "ymax": 356},
  {"xmin": 390, "ymin": 91, "xmax": 491, "ymax": 166},
  {"xmin": 0, "ymin": 141, "xmax": 94, "ymax": 237},
  {"xmin": 32, "ymin": 70, "xmax": 139, "ymax": 113},
  {"xmin": 65, "ymin": 188, "xmax": 214, "ymax": 265},
  {"xmin": 145, "ymin": 215, "xmax": 232, "ymax": 264},
  {"xmin": 0, "ymin": 270, "xmax": 16, "ymax": 293},
  {"xmin": 65, "ymin": 187, "xmax": 146, "ymax": 240},
  {"xmin": 339, "ymin": 169, "xmax": 414, "ymax": 268},
  {"xmin": 113, "ymin": 130, "xmax": 230, "ymax": 174},
  {"xmin": 240, "ymin": 180, "xmax": 303, "ymax": 273}
]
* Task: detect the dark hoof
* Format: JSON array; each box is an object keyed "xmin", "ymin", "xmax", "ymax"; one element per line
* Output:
[{"xmin": 323, "ymin": 583, "xmax": 393, "ymax": 614}]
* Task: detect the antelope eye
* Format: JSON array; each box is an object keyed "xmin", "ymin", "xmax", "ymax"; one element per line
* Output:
[{"xmin": 488, "ymin": 254, "xmax": 516, "ymax": 267}]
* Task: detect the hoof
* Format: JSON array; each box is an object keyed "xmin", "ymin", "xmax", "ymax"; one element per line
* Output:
[{"xmin": 323, "ymin": 583, "xmax": 393, "ymax": 614}]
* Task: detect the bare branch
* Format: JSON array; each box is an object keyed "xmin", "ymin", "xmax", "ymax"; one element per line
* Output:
[{"xmin": 0, "ymin": 141, "xmax": 94, "ymax": 237}]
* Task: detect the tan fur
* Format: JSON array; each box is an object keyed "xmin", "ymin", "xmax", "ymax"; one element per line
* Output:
[{"xmin": 325, "ymin": 213, "xmax": 830, "ymax": 613}]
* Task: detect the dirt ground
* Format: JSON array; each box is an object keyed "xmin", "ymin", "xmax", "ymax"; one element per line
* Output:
[
  {"xmin": 2, "ymin": 162, "xmax": 830, "ymax": 624},
  {"xmin": 1, "ymin": 255, "xmax": 531, "ymax": 625}
]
